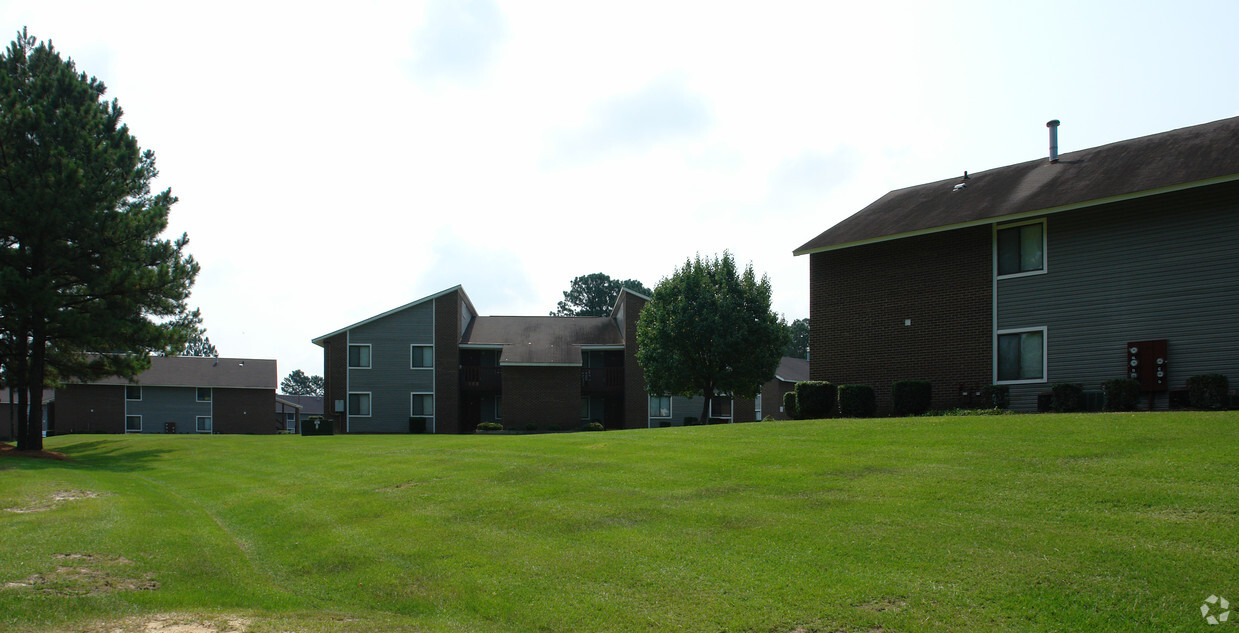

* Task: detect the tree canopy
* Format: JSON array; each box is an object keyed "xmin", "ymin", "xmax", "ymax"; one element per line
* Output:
[
  {"xmin": 551, "ymin": 273, "xmax": 651, "ymax": 317},
  {"xmin": 785, "ymin": 318, "xmax": 809, "ymax": 359},
  {"xmin": 0, "ymin": 29, "xmax": 199, "ymax": 450},
  {"xmin": 636, "ymin": 252, "xmax": 789, "ymax": 424},
  {"xmin": 281, "ymin": 370, "xmax": 325, "ymax": 397}
]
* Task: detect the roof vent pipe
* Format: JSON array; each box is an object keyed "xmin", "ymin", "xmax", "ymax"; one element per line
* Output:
[{"xmin": 1047, "ymin": 119, "xmax": 1060, "ymax": 163}]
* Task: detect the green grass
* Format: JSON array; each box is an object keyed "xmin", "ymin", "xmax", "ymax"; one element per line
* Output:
[{"xmin": 2, "ymin": 412, "xmax": 1237, "ymax": 632}]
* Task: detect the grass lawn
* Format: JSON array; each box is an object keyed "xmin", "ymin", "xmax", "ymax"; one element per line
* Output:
[{"xmin": 1, "ymin": 411, "xmax": 1237, "ymax": 632}]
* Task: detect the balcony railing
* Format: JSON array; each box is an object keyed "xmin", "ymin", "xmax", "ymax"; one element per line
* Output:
[
  {"xmin": 461, "ymin": 366, "xmax": 501, "ymax": 391},
  {"xmin": 581, "ymin": 367, "xmax": 624, "ymax": 392}
]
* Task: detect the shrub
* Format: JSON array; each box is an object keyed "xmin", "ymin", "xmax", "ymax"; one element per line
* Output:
[
  {"xmin": 891, "ymin": 380, "xmax": 932, "ymax": 416},
  {"xmin": 476, "ymin": 422, "xmax": 503, "ymax": 432},
  {"xmin": 524, "ymin": 423, "xmax": 538, "ymax": 432},
  {"xmin": 837, "ymin": 384, "xmax": 876, "ymax": 418},
  {"xmin": 683, "ymin": 416, "xmax": 699, "ymax": 426},
  {"xmin": 708, "ymin": 417, "xmax": 728, "ymax": 425},
  {"xmin": 658, "ymin": 421, "xmax": 671, "ymax": 428},
  {"xmin": 1187, "ymin": 373, "xmax": 1230, "ymax": 409},
  {"xmin": 1050, "ymin": 383, "xmax": 1084, "ymax": 412},
  {"xmin": 585, "ymin": 421, "xmax": 605, "ymax": 432},
  {"xmin": 782, "ymin": 391, "xmax": 798, "ymax": 420},
  {"xmin": 548, "ymin": 425, "xmax": 562, "ymax": 432},
  {"xmin": 409, "ymin": 417, "xmax": 428, "ymax": 433},
  {"xmin": 1101, "ymin": 378, "xmax": 1141, "ymax": 411},
  {"xmin": 794, "ymin": 381, "xmax": 836, "ymax": 419},
  {"xmin": 979, "ymin": 385, "xmax": 1010, "ymax": 410}
]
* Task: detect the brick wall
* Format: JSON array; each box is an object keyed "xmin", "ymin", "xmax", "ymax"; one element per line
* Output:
[
  {"xmin": 621, "ymin": 291, "xmax": 650, "ymax": 429},
  {"xmin": 213, "ymin": 388, "xmax": 277, "ymax": 434},
  {"xmin": 53, "ymin": 384, "xmax": 125, "ymax": 434},
  {"xmin": 502, "ymin": 366, "xmax": 581, "ymax": 429},
  {"xmin": 434, "ymin": 293, "xmax": 462, "ymax": 434},
  {"xmin": 760, "ymin": 380, "xmax": 796, "ymax": 420},
  {"xmin": 321, "ymin": 332, "xmax": 347, "ymax": 433},
  {"xmin": 809, "ymin": 225, "xmax": 992, "ymax": 415}
]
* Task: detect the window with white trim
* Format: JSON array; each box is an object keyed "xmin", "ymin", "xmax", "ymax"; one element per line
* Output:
[
  {"xmin": 648, "ymin": 395, "xmax": 671, "ymax": 418},
  {"xmin": 125, "ymin": 385, "xmax": 142, "ymax": 400},
  {"xmin": 997, "ymin": 328, "xmax": 1047, "ymax": 383},
  {"xmin": 348, "ymin": 344, "xmax": 371, "ymax": 368},
  {"xmin": 755, "ymin": 394, "xmax": 762, "ymax": 420},
  {"xmin": 196, "ymin": 416, "xmax": 212, "ymax": 433},
  {"xmin": 197, "ymin": 387, "xmax": 212, "ymax": 402},
  {"xmin": 997, "ymin": 220, "xmax": 1046, "ymax": 278},
  {"xmin": 348, "ymin": 392, "xmax": 371, "ymax": 416},
  {"xmin": 125, "ymin": 415, "xmax": 142, "ymax": 432},
  {"xmin": 411, "ymin": 345, "xmax": 433, "ymax": 368},
  {"xmin": 411, "ymin": 393, "xmax": 434, "ymax": 417}
]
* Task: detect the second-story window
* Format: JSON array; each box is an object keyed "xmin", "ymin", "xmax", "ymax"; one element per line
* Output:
[{"xmin": 348, "ymin": 344, "xmax": 371, "ymax": 368}]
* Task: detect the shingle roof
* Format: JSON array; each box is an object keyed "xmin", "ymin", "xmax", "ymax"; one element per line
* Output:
[
  {"xmin": 795, "ymin": 116, "xmax": 1239, "ymax": 255},
  {"xmin": 775, "ymin": 357, "xmax": 809, "ymax": 383},
  {"xmin": 86, "ymin": 356, "xmax": 277, "ymax": 389},
  {"xmin": 276, "ymin": 394, "xmax": 323, "ymax": 414},
  {"xmin": 461, "ymin": 316, "xmax": 624, "ymax": 365}
]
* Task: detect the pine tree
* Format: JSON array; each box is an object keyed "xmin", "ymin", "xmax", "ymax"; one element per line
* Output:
[{"xmin": 0, "ymin": 29, "xmax": 199, "ymax": 450}]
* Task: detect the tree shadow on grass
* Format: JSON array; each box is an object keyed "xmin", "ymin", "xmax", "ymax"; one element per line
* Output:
[{"xmin": 0, "ymin": 437, "xmax": 168, "ymax": 473}]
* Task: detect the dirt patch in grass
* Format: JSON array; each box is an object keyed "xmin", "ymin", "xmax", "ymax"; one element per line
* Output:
[
  {"xmin": 0, "ymin": 442, "xmax": 69, "ymax": 460},
  {"xmin": 84, "ymin": 614, "xmax": 251, "ymax": 633},
  {"xmin": 3, "ymin": 489, "xmax": 105, "ymax": 513},
  {"xmin": 854, "ymin": 597, "xmax": 907, "ymax": 613},
  {"xmin": 2, "ymin": 553, "xmax": 156, "ymax": 596}
]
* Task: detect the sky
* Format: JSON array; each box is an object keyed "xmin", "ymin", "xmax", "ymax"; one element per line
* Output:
[{"xmin": 5, "ymin": 1, "xmax": 1239, "ymax": 381}]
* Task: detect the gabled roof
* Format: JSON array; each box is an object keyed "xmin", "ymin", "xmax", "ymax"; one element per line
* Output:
[
  {"xmin": 312, "ymin": 286, "xmax": 474, "ymax": 345},
  {"xmin": 774, "ymin": 356, "xmax": 809, "ymax": 383},
  {"xmin": 276, "ymin": 394, "xmax": 323, "ymax": 414},
  {"xmin": 461, "ymin": 316, "xmax": 624, "ymax": 366},
  {"xmin": 85, "ymin": 356, "xmax": 277, "ymax": 389},
  {"xmin": 795, "ymin": 116, "xmax": 1239, "ymax": 255}
]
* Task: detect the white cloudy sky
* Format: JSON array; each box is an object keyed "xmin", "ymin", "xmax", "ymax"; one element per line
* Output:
[{"xmin": 5, "ymin": 1, "xmax": 1239, "ymax": 379}]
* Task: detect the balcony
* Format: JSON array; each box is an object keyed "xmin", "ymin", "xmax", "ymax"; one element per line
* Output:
[
  {"xmin": 461, "ymin": 366, "xmax": 501, "ymax": 392},
  {"xmin": 581, "ymin": 367, "xmax": 624, "ymax": 393}
]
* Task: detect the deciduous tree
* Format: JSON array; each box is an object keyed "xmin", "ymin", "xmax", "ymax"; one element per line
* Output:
[
  {"xmin": 551, "ymin": 273, "xmax": 651, "ymax": 317},
  {"xmin": 0, "ymin": 29, "xmax": 199, "ymax": 450},
  {"xmin": 785, "ymin": 318, "xmax": 809, "ymax": 359},
  {"xmin": 636, "ymin": 252, "xmax": 789, "ymax": 424}
]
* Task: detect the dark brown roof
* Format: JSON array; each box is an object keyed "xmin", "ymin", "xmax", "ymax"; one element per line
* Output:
[
  {"xmin": 795, "ymin": 116, "xmax": 1239, "ymax": 254},
  {"xmin": 462, "ymin": 316, "xmax": 624, "ymax": 365},
  {"xmin": 276, "ymin": 395, "xmax": 323, "ymax": 414},
  {"xmin": 87, "ymin": 356, "xmax": 277, "ymax": 389},
  {"xmin": 775, "ymin": 357, "xmax": 809, "ymax": 383}
]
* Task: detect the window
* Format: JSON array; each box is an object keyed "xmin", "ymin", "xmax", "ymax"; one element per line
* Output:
[
  {"xmin": 125, "ymin": 385, "xmax": 142, "ymax": 400},
  {"xmin": 755, "ymin": 394, "xmax": 762, "ymax": 420},
  {"xmin": 196, "ymin": 416, "xmax": 212, "ymax": 433},
  {"xmin": 125, "ymin": 415, "xmax": 142, "ymax": 433},
  {"xmin": 411, "ymin": 345, "xmax": 433, "ymax": 368},
  {"xmin": 348, "ymin": 344, "xmax": 371, "ymax": 368},
  {"xmin": 348, "ymin": 392, "xmax": 371, "ymax": 416},
  {"xmin": 411, "ymin": 393, "xmax": 434, "ymax": 417},
  {"xmin": 495, "ymin": 397, "xmax": 502, "ymax": 420},
  {"xmin": 997, "ymin": 220, "xmax": 1045, "ymax": 277},
  {"xmin": 648, "ymin": 395, "xmax": 671, "ymax": 418},
  {"xmin": 997, "ymin": 328, "xmax": 1046, "ymax": 383},
  {"xmin": 197, "ymin": 387, "xmax": 212, "ymax": 402},
  {"xmin": 710, "ymin": 396, "xmax": 732, "ymax": 419}
]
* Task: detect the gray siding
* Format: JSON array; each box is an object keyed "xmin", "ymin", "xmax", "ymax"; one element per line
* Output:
[
  {"xmin": 997, "ymin": 184, "xmax": 1239, "ymax": 410},
  {"xmin": 648, "ymin": 394, "xmax": 743, "ymax": 427},
  {"xmin": 126, "ymin": 387, "xmax": 213, "ymax": 433},
  {"xmin": 349, "ymin": 299, "xmax": 436, "ymax": 433}
]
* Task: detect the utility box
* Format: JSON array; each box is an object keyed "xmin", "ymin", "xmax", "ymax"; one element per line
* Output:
[
  {"xmin": 1127, "ymin": 340, "xmax": 1168, "ymax": 391},
  {"xmin": 301, "ymin": 416, "xmax": 333, "ymax": 436},
  {"xmin": 164, "ymin": 422, "xmax": 177, "ymax": 433}
]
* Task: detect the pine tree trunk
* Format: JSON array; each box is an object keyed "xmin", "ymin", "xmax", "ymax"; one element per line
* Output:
[
  {"xmin": 23, "ymin": 325, "xmax": 47, "ymax": 451},
  {"xmin": 700, "ymin": 387, "xmax": 712, "ymax": 425}
]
